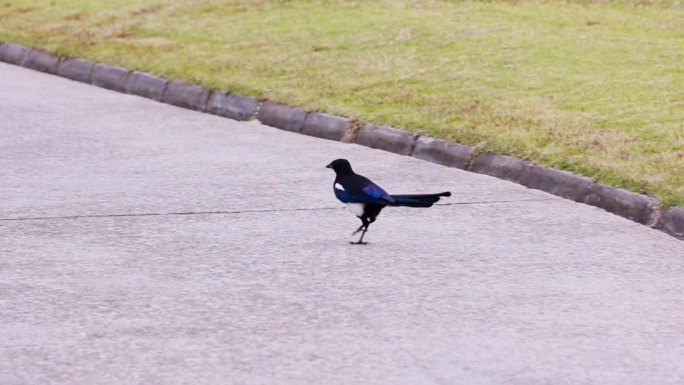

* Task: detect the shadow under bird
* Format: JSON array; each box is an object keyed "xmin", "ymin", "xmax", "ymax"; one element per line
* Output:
[{"xmin": 326, "ymin": 158, "xmax": 451, "ymax": 244}]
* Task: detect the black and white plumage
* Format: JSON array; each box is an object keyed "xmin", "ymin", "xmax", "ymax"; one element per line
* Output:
[{"xmin": 326, "ymin": 158, "xmax": 451, "ymax": 244}]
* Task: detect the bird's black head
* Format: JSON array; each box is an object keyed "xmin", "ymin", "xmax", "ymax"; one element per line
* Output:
[{"xmin": 326, "ymin": 158, "xmax": 354, "ymax": 176}]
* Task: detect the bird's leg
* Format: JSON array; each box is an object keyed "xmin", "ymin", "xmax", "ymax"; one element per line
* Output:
[
  {"xmin": 350, "ymin": 218, "xmax": 369, "ymax": 245},
  {"xmin": 351, "ymin": 227, "xmax": 368, "ymax": 245},
  {"xmin": 352, "ymin": 217, "xmax": 368, "ymax": 235}
]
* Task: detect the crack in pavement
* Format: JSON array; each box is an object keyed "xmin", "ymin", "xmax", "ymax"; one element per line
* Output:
[
  {"xmin": 0, "ymin": 207, "xmax": 341, "ymax": 222},
  {"xmin": 0, "ymin": 198, "xmax": 556, "ymax": 222}
]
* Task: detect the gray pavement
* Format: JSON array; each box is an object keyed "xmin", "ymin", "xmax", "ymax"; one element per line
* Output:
[{"xmin": 1, "ymin": 61, "xmax": 684, "ymax": 385}]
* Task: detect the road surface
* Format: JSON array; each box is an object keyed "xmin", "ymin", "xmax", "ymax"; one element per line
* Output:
[{"xmin": 1, "ymin": 62, "xmax": 684, "ymax": 384}]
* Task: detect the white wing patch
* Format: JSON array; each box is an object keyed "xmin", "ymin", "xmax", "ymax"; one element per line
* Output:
[
  {"xmin": 346, "ymin": 203, "xmax": 365, "ymax": 217},
  {"xmin": 334, "ymin": 183, "xmax": 345, "ymax": 191}
]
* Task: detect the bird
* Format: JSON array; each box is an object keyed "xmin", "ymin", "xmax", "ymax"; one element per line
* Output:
[{"xmin": 326, "ymin": 158, "xmax": 451, "ymax": 244}]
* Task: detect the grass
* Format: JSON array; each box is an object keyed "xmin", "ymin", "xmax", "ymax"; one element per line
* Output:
[{"xmin": 1, "ymin": 0, "xmax": 683, "ymax": 206}]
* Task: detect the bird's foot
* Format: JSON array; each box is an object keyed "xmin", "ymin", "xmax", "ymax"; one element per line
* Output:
[{"xmin": 349, "ymin": 241, "xmax": 368, "ymax": 245}]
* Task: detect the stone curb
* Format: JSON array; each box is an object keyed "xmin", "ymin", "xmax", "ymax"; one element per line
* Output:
[
  {"xmin": 256, "ymin": 101, "xmax": 308, "ymax": 133},
  {"xmin": 524, "ymin": 166, "xmax": 593, "ymax": 203},
  {"xmin": 411, "ymin": 136, "xmax": 472, "ymax": 170},
  {"xmin": 57, "ymin": 58, "xmax": 95, "ymax": 83},
  {"xmin": 301, "ymin": 112, "xmax": 349, "ymax": 141},
  {"xmin": 23, "ymin": 49, "xmax": 60, "ymax": 74},
  {"xmin": 471, "ymin": 152, "xmax": 533, "ymax": 184},
  {"xmin": 91, "ymin": 63, "xmax": 130, "ymax": 92},
  {"xmin": 0, "ymin": 42, "xmax": 30, "ymax": 65},
  {"xmin": 583, "ymin": 183, "xmax": 658, "ymax": 226},
  {"xmin": 124, "ymin": 71, "xmax": 167, "ymax": 101},
  {"xmin": 354, "ymin": 124, "xmax": 418, "ymax": 156},
  {"xmin": 661, "ymin": 207, "xmax": 684, "ymax": 240},
  {"xmin": 161, "ymin": 80, "xmax": 210, "ymax": 111},
  {"xmin": 0, "ymin": 41, "xmax": 680, "ymax": 241},
  {"xmin": 469, "ymin": 151, "xmax": 660, "ymax": 225},
  {"xmin": 207, "ymin": 91, "xmax": 260, "ymax": 121}
]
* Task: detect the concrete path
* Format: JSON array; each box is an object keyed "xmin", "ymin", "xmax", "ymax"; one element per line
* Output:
[{"xmin": 1, "ymin": 62, "xmax": 683, "ymax": 385}]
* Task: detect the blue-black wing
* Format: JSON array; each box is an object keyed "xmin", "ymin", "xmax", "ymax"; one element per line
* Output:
[{"xmin": 333, "ymin": 174, "xmax": 395, "ymax": 204}]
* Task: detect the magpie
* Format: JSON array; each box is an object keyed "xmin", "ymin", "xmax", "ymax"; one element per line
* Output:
[{"xmin": 326, "ymin": 158, "xmax": 451, "ymax": 244}]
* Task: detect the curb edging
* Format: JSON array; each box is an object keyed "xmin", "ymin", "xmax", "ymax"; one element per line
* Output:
[
  {"xmin": 662, "ymin": 207, "xmax": 684, "ymax": 239},
  {"xmin": 161, "ymin": 80, "xmax": 210, "ymax": 112},
  {"xmin": 583, "ymin": 184, "xmax": 658, "ymax": 226},
  {"xmin": 124, "ymin": 71, "xmax": 167, "ymax": 101},
  {"xmin": 23, "ymin": 48, "xmax": 60, "ymax": 74},
  {"xmin": 525, "ymin": 166, "xmax": 593, "ymax": 204},
  {"xmin": 471, "ymin": 152, "xmax": 532, "ymax": 185},
  {"xmin": 91, "ymin": 63, "xmax": 130, "ymax": 92},
  {"xmin": 256, "ymin": 101, "xmax": 308, "ymax": 133},
  {"xmin": 0, "ymin": 42, "xmax": 30, "ymax": 65},
  {"xmin": 207, "ymin": 91, "xmax": 260, "ymax": 121},
  {"xmin": 302, "ymin": 112, "xmax": 349, "ymax": 142},
  {"xmin": 355, "ymin": 124, "xmax": 417, "ymax": 156},
  {"xmin": 0, "ymin": 41, "xmax": 680, "ymax": 242},
  {"xmin": 57, "ymin": 58, "xmax": 95, "ymax": 83},
  {"xmin": 412, "ymin": 136, "xmax": 472, "ymax": 170}
]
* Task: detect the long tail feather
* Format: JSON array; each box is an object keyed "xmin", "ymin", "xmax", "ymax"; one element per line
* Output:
[{"xmin": 388, "ymin": 191, "xmax": 451, "ymax": 207}]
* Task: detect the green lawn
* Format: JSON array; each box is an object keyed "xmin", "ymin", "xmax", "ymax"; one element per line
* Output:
[{"xmin": 2, "ymin": 0, "xmax": 683, "ymax": 206}]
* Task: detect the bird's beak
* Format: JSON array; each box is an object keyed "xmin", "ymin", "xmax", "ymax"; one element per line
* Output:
[{"xmin": 325, "ymin": 163, "xmax": 332, "ymax": 169}]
